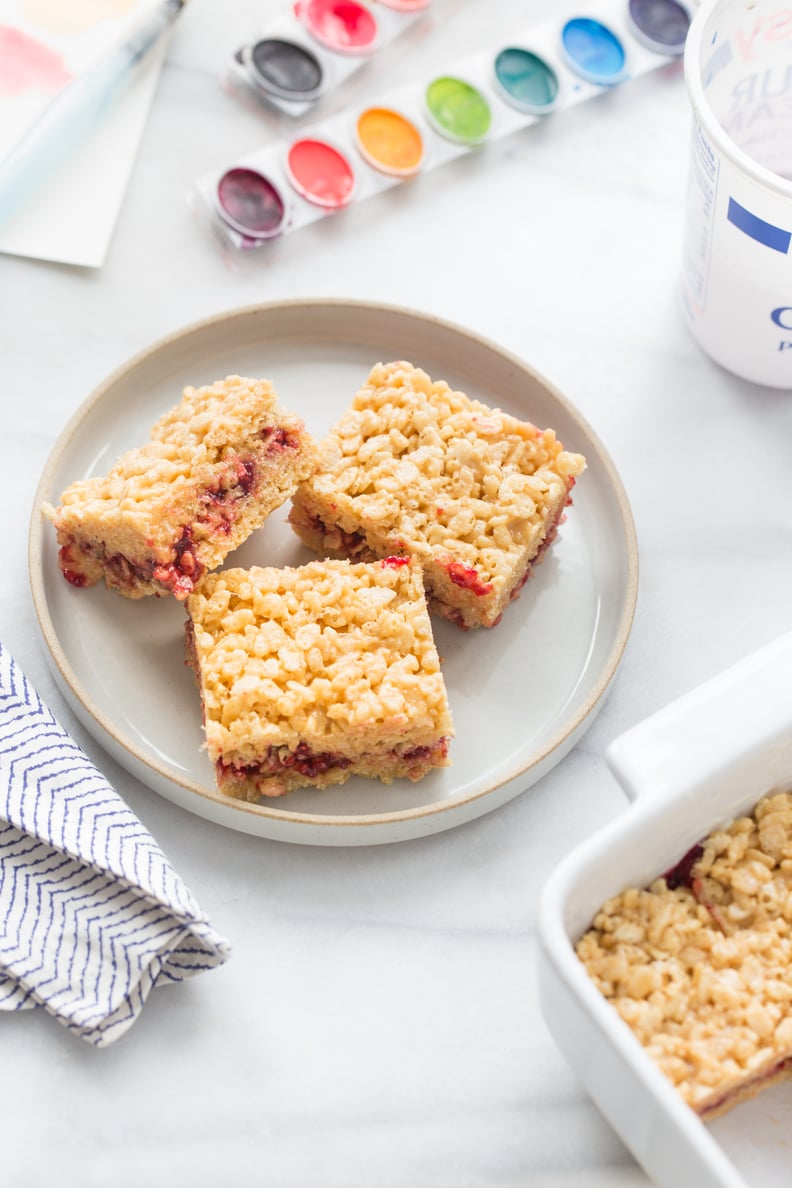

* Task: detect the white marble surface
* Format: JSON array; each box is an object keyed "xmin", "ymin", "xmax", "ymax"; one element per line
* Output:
[{"xmin": 3, "ymin": 1, "xmax": 792, "ymax": 1185}]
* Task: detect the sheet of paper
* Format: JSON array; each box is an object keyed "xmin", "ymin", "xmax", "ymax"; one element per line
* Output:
[{"xmin": 0, "ymin": 0, "xmax": 167, "ymax": 268}]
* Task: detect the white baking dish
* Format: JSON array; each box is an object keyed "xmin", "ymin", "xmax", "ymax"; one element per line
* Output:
[{"xmin": 537, "ymin": 631, "xmax": 792, "ymax": 1188}]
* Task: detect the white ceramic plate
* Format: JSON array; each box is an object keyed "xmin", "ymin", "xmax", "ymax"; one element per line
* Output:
[{"xmin": 29, "ymin": 300, "xmax": 638, "ymax": 846}]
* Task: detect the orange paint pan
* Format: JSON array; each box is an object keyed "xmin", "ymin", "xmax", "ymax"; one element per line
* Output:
[{"xmin": 354, "ymin": 106, "xmax": 424, "ymax": 178}]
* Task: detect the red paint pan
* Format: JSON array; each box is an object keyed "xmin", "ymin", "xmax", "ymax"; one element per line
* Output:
[{"xmin": 285, "ymin": 138, "xmax": 356, "ymax": 208}]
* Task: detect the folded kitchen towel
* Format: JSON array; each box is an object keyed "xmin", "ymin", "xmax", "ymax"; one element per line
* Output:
[{"xmin": 0, "ymin": 642, "xmax": 231, "ymax": 1046}]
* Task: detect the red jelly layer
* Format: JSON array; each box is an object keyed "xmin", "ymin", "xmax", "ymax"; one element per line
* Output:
[
  {"xmin": 56, "ymin": 435, "xmax": 301, "ymax": 597},
  {"xmin": 219, "ymin": 738, "xmax": 449, "ymax": 785}
]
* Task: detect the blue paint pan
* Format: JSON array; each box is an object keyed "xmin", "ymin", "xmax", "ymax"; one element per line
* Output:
[{"xmin": 560, "ymin": 16, "xmax": 628, "ymax": 87}]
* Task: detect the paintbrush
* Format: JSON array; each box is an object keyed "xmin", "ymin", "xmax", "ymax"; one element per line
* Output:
[{"xmin": 0, "ymin": 0, "xmax": 187, "ymax": 225}]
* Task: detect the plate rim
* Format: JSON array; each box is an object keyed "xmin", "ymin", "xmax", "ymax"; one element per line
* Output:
[{"xmin": 28, "ymin": 297, "xmax": 639, "ymax": 836}]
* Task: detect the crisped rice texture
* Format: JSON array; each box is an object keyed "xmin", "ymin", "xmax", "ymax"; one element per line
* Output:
[
  {"xmin": 577, "ymin": 791, "xmax": 792, "ymax": 1118},
  {"xmin": 289, "ymin": 361, "xmax": 585, "ymax": 629},
  {"xmin": 45, "ymin": 376, "xmax": 318, "ymax": 600},
  {"xmin": 186, "ymin": 557, "xmax": 454, "ymax": 799}
]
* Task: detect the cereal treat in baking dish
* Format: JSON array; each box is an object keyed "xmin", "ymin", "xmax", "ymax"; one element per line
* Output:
[
  {"xmin": 288, "ymin": 361, "xmax": 586, "ymax": 629},
  {"xmin": 185, "ymin": 556, "xmax": 454, "ymax": 799},
  {"xmin": 577, "ymin": 792, "xmax": 792, "ymax": 1119},
  {"xmin": 45, "ymin": 376, "xmax": 318, "ymax": 600}
]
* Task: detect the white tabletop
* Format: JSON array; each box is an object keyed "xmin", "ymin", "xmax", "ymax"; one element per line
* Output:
[{"xmin": 3, "ymin": 2, "xmax": 792, "ymax": 1185}]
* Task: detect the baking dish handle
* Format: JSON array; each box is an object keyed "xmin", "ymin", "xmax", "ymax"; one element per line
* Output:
[{"xmin": 606, "ymin": 631, "xmax": 792, "ymax": 803}]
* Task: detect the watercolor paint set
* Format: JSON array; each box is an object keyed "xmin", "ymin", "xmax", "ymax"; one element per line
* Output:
[
  {"xmin": 195, "ymin": 0, "xmax": 693, "ymax": 254},
  {"xmin": 227, "ymin": 0, "xmax": 431, "ymax": 117}
]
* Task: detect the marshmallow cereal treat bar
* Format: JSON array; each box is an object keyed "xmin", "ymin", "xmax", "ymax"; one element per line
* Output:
[
  {"xmin": 577, "ymin": 792, "xmax": 792, "ymax": 1120},
  {"xmin": 185, "ymin": 557, "xmax": 454, "ymax": 799},
  {"xmin": 288, "ymin": 361, "xmax": 586, "ymax": 629},
  {"xmin": 46, "ymin": 376, "xmax": 318, "ymax": 600}
]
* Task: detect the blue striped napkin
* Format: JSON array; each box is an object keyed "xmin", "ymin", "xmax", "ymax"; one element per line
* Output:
[{"xmin": 0, "ymin": 643, "xmax": 231, "ymax": 1046}]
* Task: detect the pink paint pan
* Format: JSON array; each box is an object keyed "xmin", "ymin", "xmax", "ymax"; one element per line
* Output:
[{"xmin": 295, "ymin": 0, "xmax": 378, "ymax": 55}]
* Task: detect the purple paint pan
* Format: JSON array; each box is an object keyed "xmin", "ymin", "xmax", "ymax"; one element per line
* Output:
[
  {"xmin": 627, "ymin": 0, "xmax": 691, "ymax": 56},
  {"xmin": 215, "ymin": 167, "xmax": 287, "ymax": 240}
]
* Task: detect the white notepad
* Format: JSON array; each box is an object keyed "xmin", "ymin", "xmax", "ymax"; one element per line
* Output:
[{"xmin": 0, "ymin": 0, "xmax": 167, "ymax": 268}]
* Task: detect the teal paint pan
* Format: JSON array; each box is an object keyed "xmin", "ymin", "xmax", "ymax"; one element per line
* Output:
[{"xmin": 493, "ymin": 47, "xmax": 560, "ymax": 115}]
